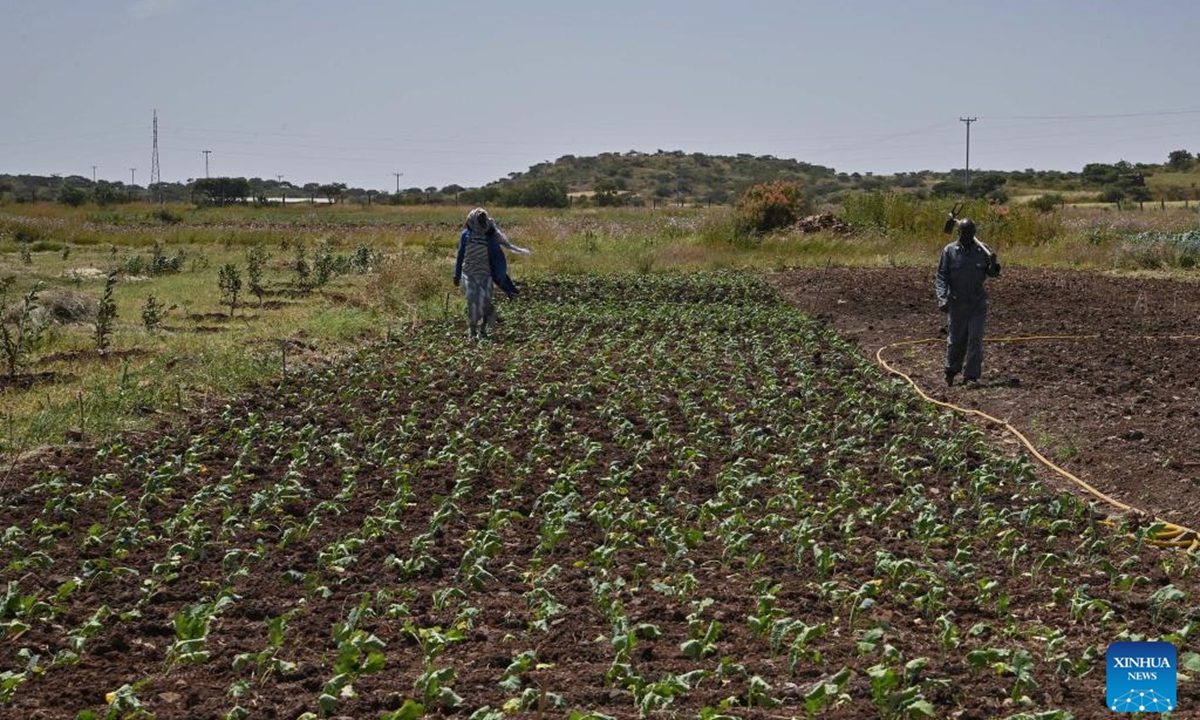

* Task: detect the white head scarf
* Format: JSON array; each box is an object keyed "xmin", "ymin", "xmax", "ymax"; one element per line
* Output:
[{"xmin": 466, "ymin": 208, "xmax": 492, "ymax": 238}]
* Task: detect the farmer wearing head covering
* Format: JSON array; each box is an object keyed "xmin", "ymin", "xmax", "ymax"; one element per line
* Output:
[
  {"xmin": 453, "ymin": 208, "xmax": 531, "ymax": 339},
  {"xmin": 935, "ymin": 218, "xmax": 1001, "ymax": 387}
]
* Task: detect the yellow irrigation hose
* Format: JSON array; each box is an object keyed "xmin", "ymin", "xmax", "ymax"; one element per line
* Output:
[{"xmin": 876, "ymin": 334, "xmax": 1200, "ymax": 553}]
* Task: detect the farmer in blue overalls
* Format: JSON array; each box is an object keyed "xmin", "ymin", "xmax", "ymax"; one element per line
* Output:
[{"xmin": 935, "ymin": 218, "xmax": 1001, "ymax": 387}]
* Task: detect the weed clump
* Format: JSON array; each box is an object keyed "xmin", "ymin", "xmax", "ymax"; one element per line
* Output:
[
  {"xmin": 33, "ymin": 288, "xmax": 97, "ymax": 325},
  {"xmin": 1115, "ymin": 230, "xmax": 1200, "ymax": 269},
  {"xmin": 364, "ymin": 252, "xmax": 443, "ymax": 317}
]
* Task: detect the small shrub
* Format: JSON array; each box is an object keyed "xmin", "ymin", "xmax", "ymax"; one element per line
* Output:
[
  {"xmin": 142, "ymin": 294, "xmax": 168, "ymax": 333},
  {"xmin": 734, "ymin": 181, "xmax": 809, "ymax": 235},
  {"xmin": 124, "ymin": 255, "xmax": 148, "ymax": 276},
  {"xmin": 58, "ymin": 184, "xmax": 88, "ymax": 207},
  {"xmin": 350, "ymin": 245, "xmax": 373, "ymax": 274},
  {"xmin": 218, "ymin": 264, "xmax": 242, "ymax": 317},
  {"xmin": 292, "ymin": 242, "xmax": 310, "ymax": 285},
  {"xmin": 313, "ymin": 249, "xmax": 336, "ymax": 287},
  {"xmin": 1, "ymin": 278, "xmax": 46, "ymax": 378},
  {"xmin": 153, "ymin": 208, "xmax": 184, "ymax": 225},
  {"xmin": 246, "ymin": 245, "xmax": 269, "ymax": 304},
  {"xmin": 1028, "ymin": 194, "xmax": 1064, "ymax": 213},
  {"xmin": 13, "ymin": 226, "xmax": 41, "ymax": 245},
  {"xmin": 94, "ymin": 273, "xmax": 118, "ymax": 353},
  {"xmin": 150, "ymin": 241, "xmax": 185, "ymax": 274}
]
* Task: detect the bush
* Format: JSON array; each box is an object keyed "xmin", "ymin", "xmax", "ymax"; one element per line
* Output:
[
  {"xmin": 350, "ymin": 245, "xmax": 374, "ymax": 274},
  {"xmin": 246, "ymin": 245, "xmax": 268, "ymax": 304},
  {"xmin": 313, "ymin": 246, "xmax": 337, "ymax": 287},
  {"xmin": 734, "ymin": 181, "xmax": 808, "ymax": 234},
  {"xmin": 840, "ymin": 192, "xmax": 965, "ymax": 233},
  {"xmin": 58, "ymin": 184, "xmax": 88, "ymax": 207},
  {"xmin": 218, "ymin": 264, "xmax": 242, "ymax": 317},
  {"xmin": 1028, "ymin": 194, "xmax": 1064, "ymax": 213},
  {"xmin": 499, "ymin": 180, "xmax": 569, "ymax": 208},
  {"xmin": 1, "ymin": 278, "xmax": 46, "ymax": 377},
  {"xmin": 94, "ymin": 273, "xmax": 118, "ymax": 353},
  {"xmin": 293, "ymin": 242, "xmax": 311, "ymax": 285},
  {"xmin": 150, "ymin": 242, "xmax": 186, "ymax": 274},
  {"xmin": 142, "ymin": 295, "xmax": 168, "ymax": 332},
  {"xmin": 153, "ymin": 208, "xmax": 184, "ymax": 225}
]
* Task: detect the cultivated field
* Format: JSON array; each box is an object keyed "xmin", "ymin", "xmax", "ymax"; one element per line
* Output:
[
  {"xmin": 1, "ymin": 274, "xmax": 1198, "ymax": 719},
  {"xmin": 2, "ymin": 202, "xmax": 1200, "ymax": 719}
]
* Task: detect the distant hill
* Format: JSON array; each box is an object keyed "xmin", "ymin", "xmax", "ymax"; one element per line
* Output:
[
  {"xmin": 475, "ymin": 150, "xmax": 1200, "ymax": 207},
  {"xmin": 487, "ymin": 150, "xmax": 845, "ymax": 205}
]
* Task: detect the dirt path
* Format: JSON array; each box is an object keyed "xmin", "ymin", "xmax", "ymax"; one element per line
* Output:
[{"xmin": 769, "ymin": 266, "xmax": 1200, "ymax": 530}]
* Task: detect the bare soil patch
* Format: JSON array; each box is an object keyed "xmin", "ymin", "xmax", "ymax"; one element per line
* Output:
[
  {"xmin": 186, "ymin": 312, "xmax": 258, "ymax": 322},
  {"xmin": 39, "ymin": 348, "xmax": 150, "ymax": 365},
  {"xmin": 0, "ymin": 371, "xmax": 73, "ymax": 392}
]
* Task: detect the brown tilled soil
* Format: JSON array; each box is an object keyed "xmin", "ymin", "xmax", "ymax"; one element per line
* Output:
[
  {"xmin": 769, "ymin": 267, "xmax": 1200, "ymax": 530},
  {"xmin": 2, "ymin": 275, "xmax": 1198, "ymax": 719}
]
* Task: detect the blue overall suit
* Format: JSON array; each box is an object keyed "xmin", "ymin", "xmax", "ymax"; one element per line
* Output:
[{"xmin": 935, "ymin": 230, "xmax": 1001, "ymax": 385}]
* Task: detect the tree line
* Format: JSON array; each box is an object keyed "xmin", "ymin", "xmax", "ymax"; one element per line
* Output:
[{"xmin": 1, "ymin": 149, "xmax": 1196, "ymax": 209}]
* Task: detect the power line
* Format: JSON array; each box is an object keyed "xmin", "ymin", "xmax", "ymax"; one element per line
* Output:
[
  {"xmin": 160, "ymin": 144, "xmax": 517, "ymax": 168},
  {"xmin": 983, "ymin": 107, "xmax": 1200, "ymax": 121},
  {"xmin": 162, "ymin": 121, "xmax": 963, "ymax": 154},
  {"xmin": 0, "ymin": 128, "xmax": 142, "ymax": 149}
]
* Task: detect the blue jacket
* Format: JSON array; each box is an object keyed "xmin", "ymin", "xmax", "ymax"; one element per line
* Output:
[
  {"xmin": 936, "ymin": 239, "xmax": 1000, "ymax": 307},
  {"xmin": 454, "ymin": 230, "xmax": 519, "ymax": 296}
]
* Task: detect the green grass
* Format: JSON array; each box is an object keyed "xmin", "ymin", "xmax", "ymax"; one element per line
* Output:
[
  {"xmin": 0, "ymin": 237, "xmax": 381, "ymax": 451},
  {"xmin": 1146, "ymin": 168, "xmax": 1200, "ymax": 191}
]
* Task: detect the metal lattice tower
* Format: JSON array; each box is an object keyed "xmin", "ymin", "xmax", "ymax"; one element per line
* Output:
[{"xmin": 150, "ymin": 109, "xmax": 162, "ymax": 202}]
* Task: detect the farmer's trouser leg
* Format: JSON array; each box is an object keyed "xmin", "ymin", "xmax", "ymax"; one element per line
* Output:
[
  {"xmin": 945, "ymin": 297, "xmax": 988, "ymax": 379},
  {"xmin": 462, "ymin": 274, "xmax": 494, "ymax": 338}
]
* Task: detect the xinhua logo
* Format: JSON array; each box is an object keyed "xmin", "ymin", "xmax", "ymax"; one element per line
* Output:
[{"xmin": 1106, "ymin": 641, "xmax": 1176, "ymax": 713}]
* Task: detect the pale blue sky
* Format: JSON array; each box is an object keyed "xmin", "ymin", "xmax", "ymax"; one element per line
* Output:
[{"xmin": 2, "ymin": 0, "xmax": 1198, "ymax": 190}]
